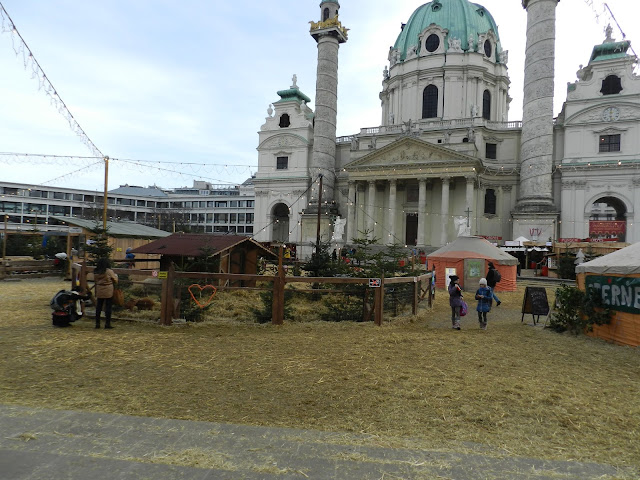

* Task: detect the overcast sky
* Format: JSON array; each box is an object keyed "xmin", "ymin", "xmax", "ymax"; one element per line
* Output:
[{"xmin": 1, "ymin": 0, "xmax": 638, "ymax": 193}]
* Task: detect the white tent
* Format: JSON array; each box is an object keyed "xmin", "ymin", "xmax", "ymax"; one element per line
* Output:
[{"xmin": 576, "ymin": 242, "xmax": 640, "ymax": 275}]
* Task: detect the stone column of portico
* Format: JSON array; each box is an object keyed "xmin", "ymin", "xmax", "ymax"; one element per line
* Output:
[
  {"xmin": 466, "ymin": 177, "xmax": 475, "ymax": 234},
  {"xmin": 346, "ymin": 181, "xmax": 356, "ymax": 242},
  {"xmin": 440, "ymin": 177, "xmax": 451, "ymax": 246},
  {"xmin": 387, "ymin": 179, "xmax": 397, "ymax": 245},
  {"xmin": 515, "ymin": 0, "xmax": 559, "ymax": 213},
  {"xmin": 367, "ymin": 180, "xmax": 376, "ymax": 239},
  {"xmin": 417, "ymin": 179, "xmax": 427, "ymax": 246}
]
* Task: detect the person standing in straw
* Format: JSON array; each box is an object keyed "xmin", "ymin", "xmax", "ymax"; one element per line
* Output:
[
  {"xmin": 94, "ymin": 258, "xmax": 118, "ymax": 329},
  {"xmin": 475, "ymin": 278, "xmax": 492, "ymax": 330},
  {"xmin": 448, "ymin": 275, "xmax": 463, "ymax": 330}
]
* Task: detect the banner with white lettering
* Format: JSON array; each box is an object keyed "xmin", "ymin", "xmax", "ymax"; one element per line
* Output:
[{"xmin": 586, "ymin": 276, "xmax": 640, "ymax": 314}]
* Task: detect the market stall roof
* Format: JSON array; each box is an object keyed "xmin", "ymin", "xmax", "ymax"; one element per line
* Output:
[
  {"xmin": 576, "ymin": 241, "xmax": 640, "ymax": 275},
  {"xmin": 428, "ymin": 236, "xmax": 518, "ymax": 265},
  {"xmin": 131, "ymin": 233, "xmax": 276, "ymax": 258},
  {"xmin": 57, "ymin": 216, "xmax": 170, "ymax": 238}
]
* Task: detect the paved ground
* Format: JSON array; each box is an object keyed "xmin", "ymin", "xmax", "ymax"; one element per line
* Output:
[{"xmin": 0, "ymin": 404, "xmax": 630, "ymax": 480}]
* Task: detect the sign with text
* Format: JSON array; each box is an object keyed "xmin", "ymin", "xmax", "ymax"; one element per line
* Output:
[
  {"xmin": 586, "ymin": 275, "xmax": 640, "ymax": 314},
  {"xmin": 158, "ymin": 271, "xmax": 168, "ymax": 279}
]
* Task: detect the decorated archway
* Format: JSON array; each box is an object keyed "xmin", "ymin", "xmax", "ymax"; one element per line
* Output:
[{"xmin": 589, "ymin": 196, "xmax": 627, "ymax": 242}]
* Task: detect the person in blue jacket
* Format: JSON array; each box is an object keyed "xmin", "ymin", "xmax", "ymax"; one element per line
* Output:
[{"xmin": 475, "ymin": 277, "xmax": 492, "ymax": 330}]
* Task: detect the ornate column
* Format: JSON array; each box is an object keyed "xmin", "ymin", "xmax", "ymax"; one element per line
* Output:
[
  {"xmin": 417, "ymin": 179, "xmax": 427, "ymax": 246},
  {"xmin": 346, "ymin": 181, "xmax": 356, "ymax": 242},
  {"xmin": 516, "ymin": 0, "xmax": 559, "ymax": 212},
  {"xmin": 440, "ymin": 177, "xmax": 451, "ymax": 246},
  {"xmin": 308, "ymin": 4, "xmax": 349, "ymax": 206},
  {"xmin": 367, "ymin": 180, "xmax": 376, "ymax": 239},
  {"xmin": 387, "ymin": 179, "xmax": 397, "ymax": 245}
]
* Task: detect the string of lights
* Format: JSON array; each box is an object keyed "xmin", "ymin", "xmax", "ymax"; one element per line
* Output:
[{"xmin": 0, "ymin": 2, "xmax": 103, "ymax": 158}]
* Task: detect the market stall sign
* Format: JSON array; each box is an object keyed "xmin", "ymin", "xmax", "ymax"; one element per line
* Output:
[{"xmin": 586, "ymin": 276, "xmax": 640, "ymax": 314}]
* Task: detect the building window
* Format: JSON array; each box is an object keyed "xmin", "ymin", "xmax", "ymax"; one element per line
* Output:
[
  {"xmin": 246, "ymin": 213, "xmax": 254, "ymax": 223},
  {"xmin": 279, "ymin": 113, "xmax": 290, "ymax": 128},
  {"xmin": 599, "ymin": 134, "xmax": 620, "ymax": 152},
  {"xmin": 406, "ymin": 185, "xmax": 419, "ymax": 203},
  {"xmin": 246, "ymin": 200, "xmax": 254, "ymax": 208},
  {"xmin": 323, "ymin": 8, "xmax": 330, "ymax": 21},
  {"xmin": 485, "ymin": 143, "xmax": 497, "ymax": 159},
  {"xmin": 422, "ymin": 84, "xmax": 438, "ymax": 119},
  {"xmin": 601, "ymin": 75, "xmax": 622, "ymax": 95},
  {"xmin": 484, "ymin": 189, "xmax": 497, "ymax": 215},
  {"xmin": 482, "ymin": 90, "xmax": 491, "ymax": 120},
  {"xmin": 484, "ymin": 40, "xmax": 492, "ymax": 58},
  {"xmin": 276, "ymin": 156, "xmax": 288, "ymax": 170},
  {"xmin": 425, "ymin": 34, "xmax": 440, "ymax": 53},
  {"xmin": 214, "ymin": 201, "xmax": 228, "ymax": 208}
]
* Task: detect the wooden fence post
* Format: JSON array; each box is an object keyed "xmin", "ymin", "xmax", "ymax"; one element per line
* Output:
[
  {"xmin": 412, "ymin": 277, "xmax": 418, "ymax": 315},
  {"xmin": 374, "ymin": 277, "xmax": 384, "ymax": 326},
  {"xmin": 272, "ymin": 245, "xmax": 284, "ymax": 325},
  {"xmin": 160, "ymin": 264, "xmax": 175, "ymax": 326}
]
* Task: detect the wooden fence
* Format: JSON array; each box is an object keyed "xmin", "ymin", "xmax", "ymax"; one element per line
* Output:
[
  {"xmin": 73, "ymin": 262, "xmax": 435, "ymax": 327},
  {"xmin": 1, "ymin": 259, "xmax": 60, "ymax": 279}
]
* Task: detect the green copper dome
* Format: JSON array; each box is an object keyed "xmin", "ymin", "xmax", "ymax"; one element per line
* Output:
[{"xmin": 394, "ymin": 0, "xmax": 503, "ymax": 61}]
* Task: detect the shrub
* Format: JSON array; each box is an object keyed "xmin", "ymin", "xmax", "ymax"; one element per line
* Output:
[{"xmin": 549, "ymin": 285, "xmax": 611, "ymax": 335}]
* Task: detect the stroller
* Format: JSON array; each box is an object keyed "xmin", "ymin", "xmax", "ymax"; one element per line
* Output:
[{"xmin": 50, "ymin": 289, "xmax": 90, "ymax": 327}]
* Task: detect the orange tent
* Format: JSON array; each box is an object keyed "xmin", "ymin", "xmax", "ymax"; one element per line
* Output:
[
  {"xmin": 576, "ymin": 242, "xmax": 640, "ymax": 347},
  {"xmin": 427, "ymin": 236, "xmax": 518, "ymax": 292}
]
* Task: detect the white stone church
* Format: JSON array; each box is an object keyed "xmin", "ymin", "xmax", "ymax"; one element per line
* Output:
[{"xmin": 252, "ymin": 0, "xmax": 640, "ymax": 256}]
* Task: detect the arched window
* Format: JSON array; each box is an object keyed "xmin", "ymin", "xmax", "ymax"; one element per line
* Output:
[
  {"xmin": 422, "ymin": 85, "xmax": 438, "ymax": 119},
  {"xmin": 323, "ymin": 8, "xmax": 330, "ymax": 21},
  {"xmin": 482, "ymin": 90, "xmax": 491, "ymax": 120},
  {"xmin": 279, "ymin": 113, "xmax": 290, "ymax": 128},
  {"xmin": 484, "ymin": 189, "xmax": 496, "ymax": 215},
  {"xmin": 601, "ymin": 75, "xmax": 623, "ymax": 95}
]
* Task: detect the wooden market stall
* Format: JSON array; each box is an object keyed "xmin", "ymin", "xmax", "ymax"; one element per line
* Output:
[{"xmin": 576, "ymin": 242, "xmax": 640, "ymax": 347}]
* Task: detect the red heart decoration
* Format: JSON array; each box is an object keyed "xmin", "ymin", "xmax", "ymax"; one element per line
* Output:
[{"xmin": 188, "ymin": 284, "xmax": 217, "ymax": 308}]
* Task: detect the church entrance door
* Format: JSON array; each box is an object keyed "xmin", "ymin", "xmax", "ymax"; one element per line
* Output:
[
  {"xmin": 405, "ymin": 214, "xmax": 418, "ymax": 246},
  {"xmin": 272, "ymin": 203, "xmax": 290, "ymax": 243}
]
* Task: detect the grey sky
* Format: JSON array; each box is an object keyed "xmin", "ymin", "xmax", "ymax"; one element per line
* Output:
[{"xmin": 0, "ymin": 0, "xmax": 638, "ymax": 192}]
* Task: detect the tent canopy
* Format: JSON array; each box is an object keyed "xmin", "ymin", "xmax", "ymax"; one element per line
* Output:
[
  {"xmin": 576, "ymin": 241, "xmax": 640, "ymax": 275},
  {"xmin": 427, "ymin": 236, "xmax": 518, "ymax": 265}
]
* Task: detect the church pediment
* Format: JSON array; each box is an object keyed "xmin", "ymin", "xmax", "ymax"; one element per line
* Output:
[
  {"xmin": 565, "ymin": 102, "xmax": 640, "ymax": 125},
  {"xmin": 258, "ymin": 133, "xmax": 310, "ymax": 150},
  {"xmin": 344, "ymin": 136, "xmax": 478, "ymax": 170}
]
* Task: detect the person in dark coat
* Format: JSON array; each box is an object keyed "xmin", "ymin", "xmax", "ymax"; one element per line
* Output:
[
  {"xmin": 448, "ymin": 275, "xmax": 463, "ymax": 330},
  {"xmin": 475, "ymin": 278, "xmax": 492, "ymax": 330},
  {"xmin": 486, "ymin": 261, "xmax": 501, "ymax": 306}
]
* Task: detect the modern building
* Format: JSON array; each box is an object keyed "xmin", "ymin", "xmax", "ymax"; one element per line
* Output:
[
  {"xmin": 253, "ymin": 0, "xmax": 640, "ymax": 256},
  {"xmin": 0, "ymin": 179, "xmax": 255, "ymax": 235}
]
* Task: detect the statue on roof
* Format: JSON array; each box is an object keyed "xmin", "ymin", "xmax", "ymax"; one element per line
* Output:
[
  {"xmin": 605, "ymin": 24, "xmax": 614, "ymax": 43},
  {"xmin": 291, "ymin": 74, "xmax": 298, "ymax": 88}
]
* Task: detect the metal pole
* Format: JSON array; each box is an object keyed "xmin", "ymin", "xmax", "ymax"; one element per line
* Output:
[
  {"xmin": 2, "ymin": 214, "xmax": 7, "ymax": 260},
  {"xmin": 103, "ymin": 156, "xmax": 109, "ymax": 232},
  {"xmin": 316, "ymin": 174, "xmax": 323, "ymax": 255}
]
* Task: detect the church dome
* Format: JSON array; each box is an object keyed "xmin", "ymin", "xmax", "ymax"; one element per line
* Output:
[{"xmin": 394, "ymin": 0, "xmax": 503, "ymax": 62}]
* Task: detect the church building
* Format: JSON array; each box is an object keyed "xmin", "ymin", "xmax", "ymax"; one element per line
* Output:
[{"xmin": 252, "ymin": 0, "xmax": 640, "ymax": 256}]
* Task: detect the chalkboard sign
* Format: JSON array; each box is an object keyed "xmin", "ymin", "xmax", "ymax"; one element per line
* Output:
[{"xmin": 521, "ymin": 287, "xmax": 550, "ymax": 324}]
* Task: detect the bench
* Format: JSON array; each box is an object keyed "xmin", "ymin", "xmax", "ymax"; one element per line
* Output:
[{"xmin": 0, "ymin": 260, "xmax": 60, "ymax": 279}]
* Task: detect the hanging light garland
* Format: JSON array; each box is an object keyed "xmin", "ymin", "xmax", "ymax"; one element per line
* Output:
[{"xmin": 0, "ymin": 3, "xmax": 103, "ymax": 158}]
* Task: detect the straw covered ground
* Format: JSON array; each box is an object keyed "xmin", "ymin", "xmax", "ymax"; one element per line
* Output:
[{"xmin": 0, "ymin": 278, "xmax": 639, "ymax": 476}]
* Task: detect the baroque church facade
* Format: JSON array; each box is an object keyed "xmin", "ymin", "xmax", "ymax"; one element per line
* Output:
[{"xmin": 252, "ymin": 0, "xmax": 640, "ymax": 256}]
